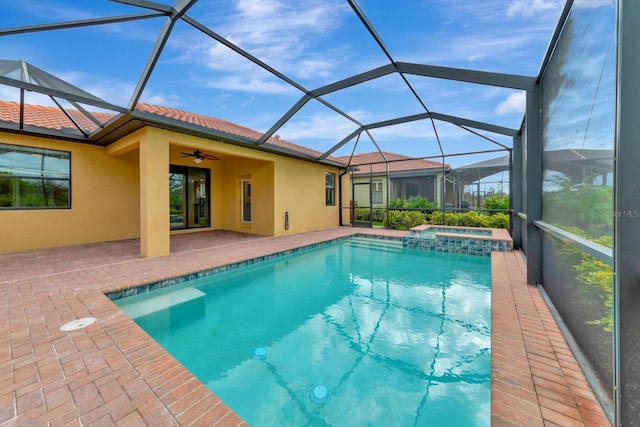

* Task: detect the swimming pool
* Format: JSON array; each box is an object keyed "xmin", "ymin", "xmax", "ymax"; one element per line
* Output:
[{"xmin": 114, "ymin": 237, "xmax": 491, "ymax": 426}]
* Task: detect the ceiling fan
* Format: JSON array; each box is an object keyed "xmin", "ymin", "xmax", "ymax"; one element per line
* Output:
[{"xmin": 180, "ymin": 149, "xmax": 219, "ymax": 164}]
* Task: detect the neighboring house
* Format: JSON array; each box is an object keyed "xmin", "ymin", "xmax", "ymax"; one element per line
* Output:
[
  {"xmin": 337, "ymin": 151, "xmax": 451, "ymax": 208},
  {"xmin": 0, "ymin": 101, "xmax": 345, "ymax": 256}
]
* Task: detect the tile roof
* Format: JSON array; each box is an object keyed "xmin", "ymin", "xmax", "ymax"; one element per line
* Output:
[
  {"xmin": 0, "ymin": 102, "xmax": 448, "ymax": 172},
  {"xmin": 0, "ymin": 101, "xmax": 339, "ymax": 163},
  {"xmin": 0, "ymin": 101, "xmax": 113, "ymax": 133},
  {"xmin": 135, "ymin": 104, "xmax": 326, "ymax": 159},
  {"xmin": 338, "ymin": 151, "xmax": 449, "ymax": 174}
]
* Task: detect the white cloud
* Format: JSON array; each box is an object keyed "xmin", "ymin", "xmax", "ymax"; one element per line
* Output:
[
  {"xmin": 279, "ymin": 110, "xmax": 357, "ymax": 142},
  {"xmin": 139, "ymin": 91, "xmax": 182, "ymax": 108},
  {"xmin": 495, "ymin": 91, "xmax": 526, "ymax": 115},
  {"xmin": 507, "ymin": 0, "xmax": 562, "ymax": 19},
  {"xmin": 205, "ymin": 75, "xmax": 294, "ymax": 95},
  {"xmin": 177, "ymin": 0, "xmax": 349, "ymax": 94},
  {"xmin": 467, "ymin": 54, "xmax": 485, "ymax": 62}
]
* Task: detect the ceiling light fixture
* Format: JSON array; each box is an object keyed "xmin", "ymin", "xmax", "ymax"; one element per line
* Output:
[{"xmin": 180, "ymin": 149, "xmax": 219, "ymax": 163}]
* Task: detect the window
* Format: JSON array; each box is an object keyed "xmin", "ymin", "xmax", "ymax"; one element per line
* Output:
[
  {"xmin": 325, "ymin": 172, "xmax": 335, "ymax": 206},
  {"xmin": 241, "ymin": 179, "xmax": 252, "ymax": 222},
  {"xmin": 0, "ymin": 143, "xmax": 70, "ymax": 209},
  {"xmin": 372, "ymin": 180, "xmax": 383, "ymax": 204}
]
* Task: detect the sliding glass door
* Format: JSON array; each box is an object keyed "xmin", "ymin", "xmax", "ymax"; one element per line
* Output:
[{"xmin": 169, "ymin": 165, "xmax": 210, "ymax": 229}]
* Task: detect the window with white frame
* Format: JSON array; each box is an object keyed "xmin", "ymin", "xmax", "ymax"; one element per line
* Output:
[
  {"xmin": 372, "ymin": 180, "xmax": 383, "ymax": 204},
  {"xmin": 325, "ymin": 172, "xmax": 335, "ymax": 206}
]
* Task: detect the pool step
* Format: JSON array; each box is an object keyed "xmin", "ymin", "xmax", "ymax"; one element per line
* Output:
[
  {"xmin": 120, "ymin": 287, "xmax": 206, "ymax": 319},
  {"xmin": 345, "ymin": 237, "xmax": 404, "ymax": 252}
]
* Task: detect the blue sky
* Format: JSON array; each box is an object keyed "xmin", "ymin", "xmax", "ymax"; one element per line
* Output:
[{"xmin": 0, "ymin": 0, "xmax": 573, "ymax": 167}]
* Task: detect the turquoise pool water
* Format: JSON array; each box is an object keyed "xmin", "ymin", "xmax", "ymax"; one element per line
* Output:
[{"xmin": 115, "ymin": 237, "xmax": 492, "ymax": 426}]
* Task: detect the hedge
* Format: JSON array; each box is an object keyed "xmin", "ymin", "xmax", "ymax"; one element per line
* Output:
[
  {"xmin": 383, "ymin": 210, "xmax": 427, "ymax": 230},
  {"xmin": 428, "ymin": 211, "xmax": 509, "ymax": 229}
]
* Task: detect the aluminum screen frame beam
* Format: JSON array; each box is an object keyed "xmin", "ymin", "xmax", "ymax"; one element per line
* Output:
[
  {"xmin": 127, "ymin": 0, "xmax": 198, "ymax": 110},
  {"xmin": 318, "ymin": 111, "xmax": 518, "ymax": 160},
  {"xmin": 395, "ymin": 62, "xmax": 536, "ymax": 90},
  {"xmin": 0, "ymin": 75, "xmax": 125, "ymax": 113},
  {"xmin": 0, "ymin": 12, "xmax": 165, "ymax": 37}
]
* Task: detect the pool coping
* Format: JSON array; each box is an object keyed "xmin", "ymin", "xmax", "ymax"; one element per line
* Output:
[{"xmin": 0, "ymin": 227, "xmax": 609, "ymax": 426}]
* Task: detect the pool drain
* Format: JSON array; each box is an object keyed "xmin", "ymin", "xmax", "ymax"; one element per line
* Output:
[
  {"xmin": 60, "ymin": 317, "xmax": 97, "ymax": 331},
  {"xmin": 252, "ymin": 346, "xmax": 269, "ymax": 360},
  {"xmin": 309, "ymin": 384, "xmax": 331, "ymax": 404}
]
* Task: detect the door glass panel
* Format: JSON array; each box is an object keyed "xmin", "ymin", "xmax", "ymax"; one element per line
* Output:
[
  {"xmin": 170, "ymin": 165, "xmax": 210, "ymax": 229},
  {"xmin": 169, "ymin": 171, "xmax": 186, "ymax": 229},
  {"xmin": 188, "ymin": 169, "xmax": 210, "ymax": 228},
  {"xmin": 242, "ymin": 179, "xmax": 251, "ymax": 222}
]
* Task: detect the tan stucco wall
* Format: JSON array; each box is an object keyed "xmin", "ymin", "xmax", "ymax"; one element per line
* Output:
[
  {"xmin": 160, "ymin": 131, "xmax": 340, "ymax": 237},
  {"xmin": 273, "ymin": 157, "xmax": 339, "ymax": 235},
  {"xmin": 220, "ymin": 156, "xmax": 275, "ymax": 236},
  {"xmin": 0, "ymin": 132, "xmax": 140, "ymax": 253},
  {"xmin": 0, "ymin": 127, "xmax": 342, "ymax": 253}
]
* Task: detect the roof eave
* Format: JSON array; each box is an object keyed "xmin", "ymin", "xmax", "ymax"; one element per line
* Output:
[{"xmin": 89, "ymin": 111, "xmax": 346, "ymax": 167}]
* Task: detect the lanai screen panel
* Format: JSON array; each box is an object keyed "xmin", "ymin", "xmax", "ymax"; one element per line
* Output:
[{"xmin": 540, "ymin": 0, "xmax": 615, "ymax": 403}]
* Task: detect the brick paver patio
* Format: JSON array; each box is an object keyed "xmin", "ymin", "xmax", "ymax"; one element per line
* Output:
[{"xmin": 0, "ymin": 228, "xmax": 609, "ymax": 426}]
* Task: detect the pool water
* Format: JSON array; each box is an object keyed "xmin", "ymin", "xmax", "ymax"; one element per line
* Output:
[{"xmin": 115, "ymin": 237, "xmax": 492, "ymax": 426}]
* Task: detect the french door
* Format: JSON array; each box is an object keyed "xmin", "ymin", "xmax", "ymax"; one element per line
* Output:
[{"xmin": 169, "ymin": 165, "xmax": 210, "ymax": 229}]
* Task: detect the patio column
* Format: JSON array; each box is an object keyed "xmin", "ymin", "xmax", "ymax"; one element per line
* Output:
[{"xmin": 139, "ymin": 133, "xmax": 170, "ymax": 257}]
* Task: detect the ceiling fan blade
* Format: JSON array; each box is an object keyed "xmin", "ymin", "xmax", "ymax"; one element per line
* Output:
[{"xmin": 178, "ymin": 150, "xmax": 218, "ymax": 160}]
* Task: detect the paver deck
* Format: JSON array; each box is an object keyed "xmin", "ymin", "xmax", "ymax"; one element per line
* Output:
[{"xmin": 0, "ymin": 228, "xmax": 610, "ymax": 426}]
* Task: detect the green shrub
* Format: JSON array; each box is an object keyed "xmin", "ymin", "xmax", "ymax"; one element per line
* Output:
[
  {"xmin": 485, "ymin": 212, "xmax": 510, "ymax": 229},
  {"xmin": 388, "ymin": 196, "xmax": 438, "ymax": 210},
  {"xmin": 354, "ymin": 208, "xmax": 387, "ymax": 222},
  {"xmin": 388, "ymin": 198, "xmax": 405, "ymax": 209},
  {"xmin": 483, "ymin": 194, "xmax": 509, "ymax": 211},
  {"xmin": 428, "ymin": 211, "xmax": 509, "ymax": 229},
  {"xmin": 542, "ymin": 179, "xmax": 613, "ymax": 239},
  {"xmin": 354, "ymin": 208, "xmax": 370, "ymax": 221},
  {"xmin": 372, "ymin": 208, "xmax": 386, "ymax": 222},
  {"xmin": 554, "ymin": 226, "xmax": 613, "ymax": 332},
  {"xmin": 384, "ymin": 210, "xmax": 427, "ymax": 230}
]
